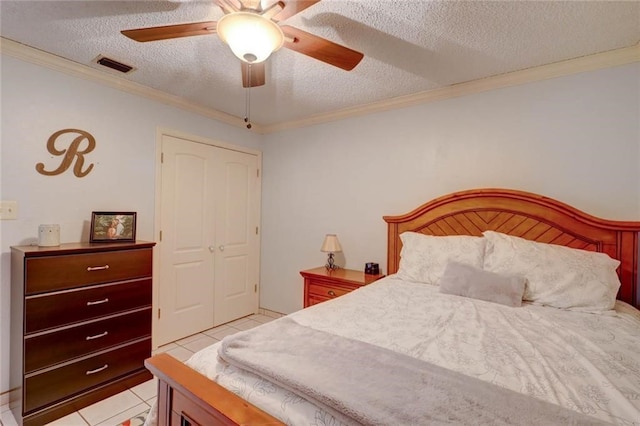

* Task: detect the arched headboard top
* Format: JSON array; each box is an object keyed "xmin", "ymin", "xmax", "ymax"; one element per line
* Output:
[{"xmin": 384, "ymin": 188, "xmax": 640, "ymax": 308}]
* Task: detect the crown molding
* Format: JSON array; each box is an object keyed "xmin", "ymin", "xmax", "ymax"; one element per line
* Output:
[
  {"xmin": 262, "ymin": 44, "xmax": 640, "ymax": 134},
  {"xmin": 0, "ymin": 37, "xmax": 260, "ymax": 132},
  {"xmin": 2, "ymin": 37, "xmax": 637, "ymax": 135}
]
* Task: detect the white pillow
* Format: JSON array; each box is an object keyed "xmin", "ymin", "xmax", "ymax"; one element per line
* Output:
[
  {"xmin": 397, "ymin": 232, "xmax": 486, "ymax": 285},
  {"xmin": 482, "ymin": 231, "xmax": 621, "ymax": 313}
]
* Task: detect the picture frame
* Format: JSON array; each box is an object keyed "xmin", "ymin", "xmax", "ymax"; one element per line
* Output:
[{"xmin": 90, "ymin": 211, "xmax": 137, "ymax": 243}]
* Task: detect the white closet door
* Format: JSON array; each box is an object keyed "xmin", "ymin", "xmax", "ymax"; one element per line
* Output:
[
  {"xmin": 213, "ymin": 148, "xmax": 260, "ymax": 326},
  {"xmin": 157, "ymin": 134, "xmax": 260, "ymax": 345}
]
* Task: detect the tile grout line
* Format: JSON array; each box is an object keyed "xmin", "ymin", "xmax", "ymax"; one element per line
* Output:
[{"xmin": 77, "ymin": 411, "xmax": 91, "ymax": 426}]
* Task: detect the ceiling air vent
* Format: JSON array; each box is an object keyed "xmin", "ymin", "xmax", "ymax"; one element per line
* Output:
[{"xmin": 93, "ymin": 55, "xmax": 136, "ymax": 74}]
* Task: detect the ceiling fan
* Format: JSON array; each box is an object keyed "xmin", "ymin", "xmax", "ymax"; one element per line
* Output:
[{"xmin": 121, "ymin": 0, "xmax": 364, "ymax": 88}]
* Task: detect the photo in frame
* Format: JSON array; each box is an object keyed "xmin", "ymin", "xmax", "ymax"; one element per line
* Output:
[{"xmin": 90, "ymin": 211, "xmax": 137, "ymax": 243}]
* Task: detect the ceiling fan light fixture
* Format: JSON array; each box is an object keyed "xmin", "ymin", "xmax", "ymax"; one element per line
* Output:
[{"xmin": 217, "ymin": 12, "xmax": 284, "ymax": 63}]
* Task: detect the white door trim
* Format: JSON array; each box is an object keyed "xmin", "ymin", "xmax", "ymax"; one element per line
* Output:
[{"xmin": 152, "ymin": 128, "xmax": 262, "ymax": 349}]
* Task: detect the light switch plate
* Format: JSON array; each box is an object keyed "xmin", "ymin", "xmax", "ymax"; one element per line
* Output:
[{"xmin": 0, "ymin": 201, "xmax": 18, "ymax": 220}]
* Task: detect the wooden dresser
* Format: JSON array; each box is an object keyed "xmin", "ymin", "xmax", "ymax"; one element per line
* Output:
[
  {"xmin": 10, "ymin": 241, "xmax": 156, "ymax": 426},
  {"xmin": 301, "ymin": 267, "xmax": 385, "ymax": 307}
]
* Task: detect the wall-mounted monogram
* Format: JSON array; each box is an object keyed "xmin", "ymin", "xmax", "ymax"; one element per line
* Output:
[{"xmin": 36, "ymin": 128, "xmax": 96, "ymax": 177}]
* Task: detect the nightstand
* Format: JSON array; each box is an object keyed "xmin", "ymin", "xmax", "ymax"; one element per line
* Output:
[{"xmin": 301, "ymin": 267, "xmax": 385, "ymax": 307}]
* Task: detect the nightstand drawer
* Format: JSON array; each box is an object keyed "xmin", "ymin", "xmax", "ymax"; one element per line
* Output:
[
  {"xmin": 302, "ymin": 267, "xmax": 385, "ymax": 308},
  {"xmin": 25, "ymin": 308, "xmax": 151, "ymax": 373},
  {"xmin": 25, "ymin": 279, "xmax": 151, "ymax": 334},
  {"xmin": 24, "ymin": 338, "xmax": 150, "ymax": 414},
  {"xmin": 25, "ymin": 248, "xmax": 152, "ymax": 295},
  {"xmin": 307, "ymin": 282, "xmax": 351, "ymax": 299},
  {"xmin": 307, "ymin": 295, "xmax": 332, "ymax": 306}
]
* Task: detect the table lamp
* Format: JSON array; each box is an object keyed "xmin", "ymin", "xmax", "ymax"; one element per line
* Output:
[{"xmin": 321, "ymin": 234, "xmax": 342, "ymax": 271}]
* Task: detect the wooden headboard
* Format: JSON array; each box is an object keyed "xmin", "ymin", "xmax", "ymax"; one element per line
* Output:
[{"xmin": 383, "ymin": 188, "xmax": 640, "ymax": 308}]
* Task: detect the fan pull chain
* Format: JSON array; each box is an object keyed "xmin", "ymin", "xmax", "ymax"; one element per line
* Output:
[{"xmin": 244, "ymin": 64, "xmax": 252, "ymax": 130}]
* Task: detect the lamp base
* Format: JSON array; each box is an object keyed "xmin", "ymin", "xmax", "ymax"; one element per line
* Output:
[{"xmin": 325, "ymin": 253, "xmax": 339, "ymax": 271}]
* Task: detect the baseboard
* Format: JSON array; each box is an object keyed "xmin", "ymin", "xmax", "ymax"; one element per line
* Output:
[{"xmin": 258, "ymin": 308, "xmax": 285, "ymax": 318}]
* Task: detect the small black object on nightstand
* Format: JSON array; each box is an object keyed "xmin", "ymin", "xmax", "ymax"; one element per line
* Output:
[{"xmin": 365, "ymin": 262, "xmax": 379, "ymax": 275}]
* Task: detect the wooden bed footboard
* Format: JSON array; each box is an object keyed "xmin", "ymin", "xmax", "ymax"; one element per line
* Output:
[{"xmin": 144, "ymin": 354, "xmax": 283, "ymax": 426}]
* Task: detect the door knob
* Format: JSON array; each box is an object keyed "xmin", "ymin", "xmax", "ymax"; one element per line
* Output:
[
  {"xmin": 219, "ymin": 245, "xmax": 225, "ymax": 252},
  {"xmin": 208, "ymin": 246, "xmax": 215, "ymax": 253}
]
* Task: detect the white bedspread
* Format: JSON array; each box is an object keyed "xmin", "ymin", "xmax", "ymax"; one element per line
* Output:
[{"xmin": 171, "ymin": 276, "xmax": 640, "ymax": 425}]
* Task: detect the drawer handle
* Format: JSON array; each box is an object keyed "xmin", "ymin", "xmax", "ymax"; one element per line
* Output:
[
  {"xmin": 86, "ymin": 331, "xmax": 108, "ymax": 340},
  {"xmin": 86, "ymin": 298, "xmax": 109, "ymax": 306},
  {"xmin": 86, "ymin": 364, "xmax": 108, "ymax": 375},
  {"xmin": 87, "ymin": 265, "xmax": 110, "ymax": 271},
  {"xmin": 327, "ymin": 290, "xmax": 336, "ymax": 297}
]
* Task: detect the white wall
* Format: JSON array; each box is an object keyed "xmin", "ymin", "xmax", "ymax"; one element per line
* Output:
[
  {"xmin": 0, "ymin": 55, "xmax": 262, "ymax": 395},
  {"xmin": 260, "ymin": 63, "xmax": 640, "ymax": 315}
]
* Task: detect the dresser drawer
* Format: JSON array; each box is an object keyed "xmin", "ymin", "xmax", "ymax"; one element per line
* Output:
[
  {"xmin": 25, "ymin": 248, "xmax": 152, "ymax": 294},
  {"xmin": 24, "ymin": 338, "xmax": 150, "ymax": 414},
  {"xmin": 307, "ymin": 295, "xmax": 332, "ymax": 306},
  {"xmin": 25, "ymin": 308, "xmax": 151, "ymax": 373},
  {"xmin": 307, "ymin": 282, "xmax": 351, "ymax": 299},
  {"xmin": 25, "ymin": 279, "xmax": 151, "ymax": 334}
]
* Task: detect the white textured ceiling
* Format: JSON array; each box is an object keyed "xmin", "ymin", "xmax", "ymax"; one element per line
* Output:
[{"xmin": 1, "ymin": 1, "xmax": 639, "ymax": 128}]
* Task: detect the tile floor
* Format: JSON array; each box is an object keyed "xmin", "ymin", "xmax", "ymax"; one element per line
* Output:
[{"xmin": 0, "ymin": 313, "xmax": 279, "ymax": 426}]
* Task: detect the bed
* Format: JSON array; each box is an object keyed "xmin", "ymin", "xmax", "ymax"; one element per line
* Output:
[{"xmin": 144, "ymin": 188, "xmax": 640, "ymax": 426}]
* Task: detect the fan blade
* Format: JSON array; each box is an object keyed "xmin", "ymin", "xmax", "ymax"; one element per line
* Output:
[
  {"xmin": 272, "ymin": 0, "xmax": 321, "ymax": 22},
  {"xmin": 262, "ymin": 1, "xmax": 285, "ymax": 19},
  {"xmin": 281, "ymin": 25, "xmax": 363, "ymax": 71},
  {"xmin": 121, "ymin": 21, "xmax": 217, "ymax": 42},
  {"xmin": 242, "ymin": 0, "xmax": 262, "ymax": 11},
  {"xmin": 213, "ymin": 0, "xmax": 240, "ymax": 14},
  {"xmin": 241, "ymin": 62, "xmax": 266, "ymax": 87}
]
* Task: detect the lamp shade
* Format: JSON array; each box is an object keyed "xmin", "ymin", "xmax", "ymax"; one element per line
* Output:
[
  {"xmin": 320, "ymin": 234, "xmax": 342, "ymax": 253},
  {"xmin": 217, "ymin": 12, "xmax": 284, "ymax": 63}
]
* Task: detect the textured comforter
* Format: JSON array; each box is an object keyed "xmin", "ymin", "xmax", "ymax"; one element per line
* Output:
[
  {"xmin": 152, "ymin": 276, "xmax": 640, "ymax": 425},
  {"xmin": 219, "ymin": 316, "xmax": 609, "ymax": 425}
]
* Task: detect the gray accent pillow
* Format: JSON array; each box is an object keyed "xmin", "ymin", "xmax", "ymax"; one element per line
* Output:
[{"xmin": 439, "ymin": 261, "xmax": 526, "ymax": 307}]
